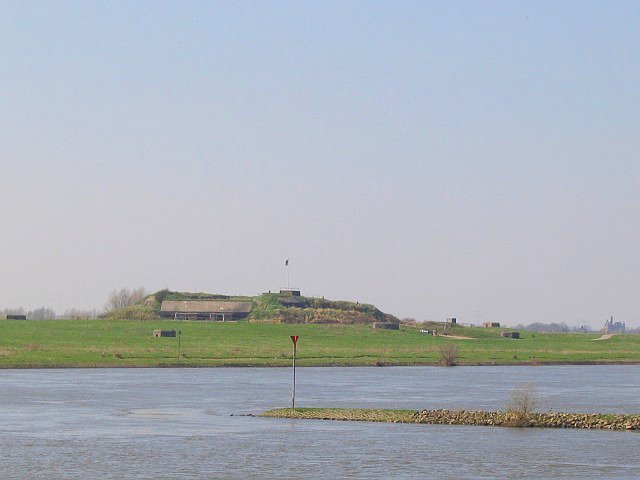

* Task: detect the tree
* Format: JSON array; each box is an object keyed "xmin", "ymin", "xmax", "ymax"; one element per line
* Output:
[
  {"xmin": 506, "ymin": 383, "xmax": 540, "ymax": 426},
  {"xmin": 27, "ymin": 307, "xmax": 57, "ymax": 320},
  {"xmin": 105, "ymin": 287, "xmax": 147, "ymax": 312},
  {"xmin": 62, "ymin": 308, "xmax": 100, "ymax": 319},
  {"xmin": 438, "ymin": 343, "xmax": 458, "ymax": 366}
]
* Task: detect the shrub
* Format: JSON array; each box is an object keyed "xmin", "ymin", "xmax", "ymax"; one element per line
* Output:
[
  {"xmin": 438, "ymin": 344, "xmax": 458, "ymax": 366},
  {"xmin": 506, "ymin": 383, "xmax": 540, "ymax": 426}
]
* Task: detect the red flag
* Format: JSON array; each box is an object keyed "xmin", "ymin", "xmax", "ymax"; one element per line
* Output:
[{"xmin": 285, "ymin": 259, "xmax": 289, "ymax": 267}]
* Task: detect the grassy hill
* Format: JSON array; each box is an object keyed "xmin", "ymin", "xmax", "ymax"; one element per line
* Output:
[{"xmin": 103, "ymin": 289, "xmax": 399, "ymax": 325}]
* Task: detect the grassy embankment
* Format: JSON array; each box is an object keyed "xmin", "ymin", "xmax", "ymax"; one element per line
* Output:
[
  {"xmin": 261, "ymin": 408, "xmax": 640, "ymax": 431},
  {"xmin": 0, "ymin": 319, "xmax": 639, "ymax": 368}
]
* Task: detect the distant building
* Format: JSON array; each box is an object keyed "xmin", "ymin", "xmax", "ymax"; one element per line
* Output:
[
  {"xmin": 160, "ymin": 300, "xmax": 252, "ymax": 321},
  {"xmin": 279, "ymin": 289, "xmax": 301, "ymax": 297},
  {"xmin": 501, "ymin": 331, "xmax": 520, "ymax": 339},
  {"xmin": 277, "ymin": 289, "xmax": 305, "ymax": 307},
  {"xmin": 602, "ymin": 316, "xmax": 625, "ymax": 334},
  {"xmin": 153, "ymin": 330, "xmax": 176, "ymax": 338},
  {"xmin": 482, "ymin": 322, "xmax": 501, "ymax": 328},
  {"xmin": 373, "ymin": 322, "xmax": 399, "ymax": 330}
]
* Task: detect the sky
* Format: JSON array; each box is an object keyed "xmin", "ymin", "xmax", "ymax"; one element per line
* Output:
[{"xmin": 1, "ymin": 1, "xmax": 638, "ymax": 328}]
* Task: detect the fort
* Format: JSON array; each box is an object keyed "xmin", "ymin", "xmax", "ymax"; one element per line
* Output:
[{"xmin": 137, "ymin": 289, "xmax": 399, "ymax": 325}]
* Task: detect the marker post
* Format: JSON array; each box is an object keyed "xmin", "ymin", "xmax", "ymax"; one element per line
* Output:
[
  {"xmin": 177, "ymin": 330, "xmax": 182, "ymax": 364},
  {"xmin": 290, "ymin": 335, "xmax": 299, "ymax": 413}
]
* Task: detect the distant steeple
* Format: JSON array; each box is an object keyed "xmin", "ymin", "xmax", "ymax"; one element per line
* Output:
[{"xmin": 603, "ymin": 315, "xmax": 625, "ymax": 334}]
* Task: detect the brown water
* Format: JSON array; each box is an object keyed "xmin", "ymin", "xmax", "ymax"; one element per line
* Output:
[{"xmin": 1, "ymin": 366, "xmax": 639, "ymax": 479}]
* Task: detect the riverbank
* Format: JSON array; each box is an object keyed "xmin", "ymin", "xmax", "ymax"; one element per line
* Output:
[
  {"xmin": 1, "ymin": 319, "xmax": 639, "ymax": 368},
  {"xmin": 262, "ymin": 408, "xmax": 640, "ymax": 431}
]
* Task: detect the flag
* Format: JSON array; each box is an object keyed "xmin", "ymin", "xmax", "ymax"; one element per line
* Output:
[{"xmin": 285, "ymin": 259, "xmax": 289, "ymax": 267}]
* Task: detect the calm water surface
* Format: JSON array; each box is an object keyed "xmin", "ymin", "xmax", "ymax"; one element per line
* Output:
[{"xmin": 0, "ymin": 366, "xmax": 639, "ymax": 479}]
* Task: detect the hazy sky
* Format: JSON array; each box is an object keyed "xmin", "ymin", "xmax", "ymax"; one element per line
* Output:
[{"xmin": 2, "ymin": 1, "xmax": 638, "ymax": 327}]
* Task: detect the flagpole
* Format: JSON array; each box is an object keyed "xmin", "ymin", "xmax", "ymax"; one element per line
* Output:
[{"xmin": 285, "ymin": 258, "xmax": 290, "ymax": 289}]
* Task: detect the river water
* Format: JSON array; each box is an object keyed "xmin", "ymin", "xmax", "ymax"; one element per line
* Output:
[{"xmin": 0, "ymin": 366, "xmax": 639, "ymax": 479}]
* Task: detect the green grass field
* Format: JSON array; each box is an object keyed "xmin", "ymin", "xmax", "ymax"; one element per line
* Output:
[{"xmin": 0, "ymin": 319, "xmax": 638, "ymax": 368}]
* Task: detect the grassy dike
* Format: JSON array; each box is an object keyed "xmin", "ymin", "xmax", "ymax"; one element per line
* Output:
[
  {"xmin": 261, "ymin": 408, "xmax": 640, "ymax": 431},
  {"xmin": 0, "ymin": 319, "xmax": 639, "ymax": 368}
]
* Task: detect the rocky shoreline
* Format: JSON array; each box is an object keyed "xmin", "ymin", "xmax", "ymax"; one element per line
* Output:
[
  {"xmin": 413, "ymin": 409, "xmax": 640, "ymax": 430},
  {"xmin": 261, "ymin": 408, "xmax": 640, "ymax": 431}
]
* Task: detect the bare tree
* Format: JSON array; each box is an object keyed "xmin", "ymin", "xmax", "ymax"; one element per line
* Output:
[
  {"xmin": 62, "ymin": 308, "xmax": 100, "ymax": 319},
  {"xmin": 1, "ymin": 307, "xmax": 25, "ymax": 316},
  {"xmin": 507, "ymin": 383, "xmax": 540, "ymax": 415},
  {"xmin": 507, "ymin": 383, "xmax": 540, "ymax": 426},
  {"xmin": 105, "ymin": 287, "xmax": 147, "ymax": 312},
  {"xmin": 438, "ymin": 343, "xmax": 458, "ymax": 366},
  {"xmin": 27, "ymin": 307, "xmax": 57, "ymax": 320}
]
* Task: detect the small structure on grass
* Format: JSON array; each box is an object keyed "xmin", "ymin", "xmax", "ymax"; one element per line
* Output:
[
  {"xmin": 482, "ymin": 322, "xmax": 501, "ymax": 328},
  {"xmin": 373, "ymin": 322, "xmax": 399, "ymax": 330},
  {"xmin": 279, "ymin": 289, "xmax": 301, "ymax": 297},
  {"xmin": 160, "ymin": 300, "xmax": 252, "ymax": 321},
  {"xmin": 153, "ymin": 330, "xmax": 176, "ymax": 338},
  {"xmin": 277, "ymin": 289, "xmax": 305, "ymax": 307},
  {"xmin": 501, "ymin": 331, "xmax": 520, "ymax": 339}
]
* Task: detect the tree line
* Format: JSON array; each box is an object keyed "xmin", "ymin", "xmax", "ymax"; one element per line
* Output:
[
  {"xmin": 1, "ymin": 286, "xmax": 147, "ymax": 319},
  {"xmin": 513, "ymin": 321, "xmax": 640, "ymax": 334}
]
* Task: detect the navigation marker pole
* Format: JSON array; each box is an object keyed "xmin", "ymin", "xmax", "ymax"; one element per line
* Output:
[{"xmin": 290, "ymin": 335, "xmax": 299, "ymax": 414}]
